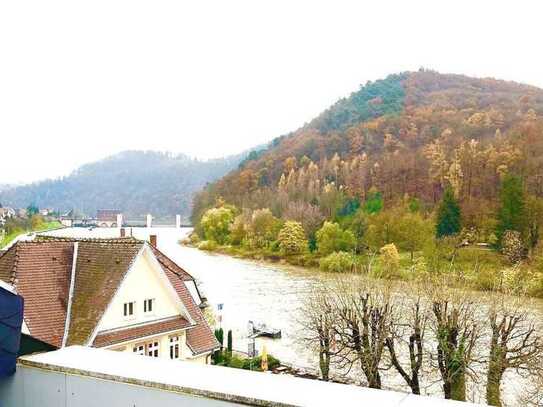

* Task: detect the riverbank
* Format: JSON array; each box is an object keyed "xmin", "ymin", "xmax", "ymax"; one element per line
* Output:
[
  {"xmin": 185, "ymin": 239, "xmax": 543, "ymax": 299},
  {"xmin": 0, "ymin": 220, "xmax": 63, "ymax": 249},
  {"xmin": 42, "ymin": 227, "xmax": 543, "ymax": 404}
]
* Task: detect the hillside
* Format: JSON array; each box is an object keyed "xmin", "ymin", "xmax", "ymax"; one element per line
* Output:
[
  {"xmin": 0, "ymin": 184, "xmax": 15, "ymax": 193},
  {"xmin": 193, "ymin": 70, "xmax": 543, "ymax": 226},
  {"xmin": 0, "ymin": 150, "xmax": 249, "ymax": 219},
  {"xmin": 188, "ymin": 69, "xmax": 543, "ymax": 298}
]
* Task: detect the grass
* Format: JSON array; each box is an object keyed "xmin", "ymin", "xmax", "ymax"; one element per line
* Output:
[{"xmin": 0, "ymin": 220, "xmax": 62, "ymax": 249}]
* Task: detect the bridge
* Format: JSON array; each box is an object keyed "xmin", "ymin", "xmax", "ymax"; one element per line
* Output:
[{"xmin": 99, "ymin": 214, "xmax": 191, "ymax": 229}]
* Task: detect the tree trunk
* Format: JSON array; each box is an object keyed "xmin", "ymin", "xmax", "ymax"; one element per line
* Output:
[
  {"xmin": 319, "ymin": 350, "xmax": 330, "ymax": 381},
  {"xmin": 411, "ymin": 374, "xmax": 420, "ymax": 395},
  {"xmin": 442, "ymin": 381, "xmax": 452, "ymax": 399},
  {"xmin": 367, "ymin": 371, "xmax": 382, "ymax": 389},
  {"xmin": 486, "ymin": 343, "xmax": 505, "ymax": 406},
  {"xmin": 450, "ymin": 370, "xmax": 466, "ymax": 401},
  {"xmin": 486, "ymin": 366, "xmax": 503, "ymax": 407}
]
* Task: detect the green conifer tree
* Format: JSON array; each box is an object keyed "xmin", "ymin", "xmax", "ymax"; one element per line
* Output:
[
  {"xmin": 227, "ymin": 330, "xmax": 233, "ymax": 357},
  {"xmin": 496, "ymin": 174, "xmax": 525, "ymax": 247},
  {"xmin": 436, "ymin": 186, "xmax": 461, "ymax": 238}
]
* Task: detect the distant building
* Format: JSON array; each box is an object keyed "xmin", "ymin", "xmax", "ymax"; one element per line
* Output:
[
  {"xmin": 97, "ymin": 209, "xmax": 122, "ymax": 227},
  {"xmin": 16, "ymin": 208, "xmax": 27, "ymax": 218},
  {"xmin": 59, "ymin": 209, "xmax": 87, "ymax": 227},
  {"xmin": 39, "ymin": 208, "xmax": 55, "ymax": 217},
  {"xmin": 0, "ymin": 207, "xmax": 15, "ymax": 226},
  {"xmin": 0, "ymin": 236, "xmax": 219, "ymax": 364}
]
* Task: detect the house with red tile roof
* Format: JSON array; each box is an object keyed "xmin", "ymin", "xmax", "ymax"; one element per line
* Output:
[{"xmin": 0, "ymin": 236, "xmax": 219, "ymax": 364}]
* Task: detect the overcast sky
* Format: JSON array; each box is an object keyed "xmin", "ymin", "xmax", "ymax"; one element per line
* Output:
[{"xmin": 1, "ymin": 0, "xmax": 541, "ymax": 184}]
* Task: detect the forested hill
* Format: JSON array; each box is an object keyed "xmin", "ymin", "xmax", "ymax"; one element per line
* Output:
[
  {"xmin": 0, "ymin": 150, "xmax": 249, "ymax": 219},
  {"xmin": 192, "ymin": 70, "xmax": 543, "ymax": 232}
]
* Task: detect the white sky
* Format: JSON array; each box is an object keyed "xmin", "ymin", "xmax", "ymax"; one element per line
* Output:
[{"xmin": 0, "ymin": 0, "xmax": 542, "ymax": 184}]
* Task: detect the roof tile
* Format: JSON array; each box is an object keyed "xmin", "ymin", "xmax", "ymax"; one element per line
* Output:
[
  {"xmin": 0, "ymin": 236, "xmax": 218, "ymax": 355},
  {"xmin": 92, "ymin": 316, "xmax": 191, "ymax": 347}
]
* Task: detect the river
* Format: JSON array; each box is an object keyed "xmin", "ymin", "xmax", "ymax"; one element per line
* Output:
[
  {"xmin": 42, "ymin": 226, "xmax": 541, "ymax": 404},
  {"xmin": 44, "ymin": 227, "xmax": 321, "ymax": 369}
]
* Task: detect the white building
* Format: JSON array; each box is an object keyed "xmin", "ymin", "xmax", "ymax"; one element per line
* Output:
[
  {"xmin": 0, "ymin": 236, "xmax": 219, "ymax": 364},
  {"xmin": 0, "ymin": 206, "xmax": 15, "ymax": 226}
]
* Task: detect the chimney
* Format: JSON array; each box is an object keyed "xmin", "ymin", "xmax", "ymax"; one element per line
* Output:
[
  {"xmin": 176, "ymin": 214, "xmax": 181, "ymax": 229},
  {"xmin": 149, "ymin": 235, "xmax": 157, "ymax": 248},
  {"xmin": 116, "ymin": 213, "xmax": 123, "ymax": 228},
  {"xmin": 120, "ymin": 228, "xmax": 126, "ymax": 238}
]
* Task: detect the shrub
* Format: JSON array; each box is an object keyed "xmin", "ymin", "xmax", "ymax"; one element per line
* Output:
[
  {"xmin": 201, "ymin": 206, "xmax": 235, "ymax": 244},
  {"xmin": 277, "ymin": 221, "xmax": 307, "ymax": 255},
  {"xmin": 229, "ymin": 214, "xmax": 248, "ymax": 245},
  {"xmin": 198, "ymin": 240, "xmax": 218, "ymax": 251},
  {"xmin": 316, "ymin": 221, "xmax": 356, "ymax": 255},
  {"xmin": 319, "ymin": 251, "xmax": 355, "ymax": 272},
  {"xmin": 189, "ymin": 233, "xmax": 200, "ymax": 244},
  {"xmin": 248, "ymin": 208, "xmax": 280, "ymax": 248},
  {"xmin": 242, "ymin": 354, "xmax": 280, "ymax": 371},
  {"xmin": 423, "ymin": 236, "xmax": 460, "ymax": 273},
  {"xmin": 228, "ymin": 355, "xmax": 246, "ymax": 369},
  {"xmin": 528, "ymin": 272, "xmax": 543, "ymax": 298},
  {"xmin": 379, "ymin": 243, "xmax": 400, "ymax": 276},
  {"xmin": 501, "ymin": 230, "xmax": 524, "ymax": 264}
]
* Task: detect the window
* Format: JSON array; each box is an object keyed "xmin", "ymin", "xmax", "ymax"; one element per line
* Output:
[
  {"xmin": 144, "ymin": 298, "xmax": 155, "ymax": 314},
  {"xmin": 147, "ymin": 341, "xmax": 159, "ymax": 357},
  {"xmin": 123, "ymin": 301, "xmax": 135, "ymax": 317},
  {"xmin": 133, "ymin": 344, "xmax": 145, "ymax": 355},
  {"xmin": 169, "ymin": 336, "xmax": 180, "ymax": 359}
]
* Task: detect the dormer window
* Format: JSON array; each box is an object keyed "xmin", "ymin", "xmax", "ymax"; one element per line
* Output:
[
  {"xmin": 123, "ymin": 301, "xmax": 135, "ymax": 318},
  {"xmin": 144, "ymin": 298, "xmax": 155, "ymax": 315}
]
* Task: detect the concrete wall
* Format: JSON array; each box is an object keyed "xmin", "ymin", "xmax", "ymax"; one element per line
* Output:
[
  {"xmin": 1, "ymin": 346, "xmax": 476, "ymax": 407},
  {"xmin": 0, "ymin": 365, "xmax": 242, "ymax": 407}
]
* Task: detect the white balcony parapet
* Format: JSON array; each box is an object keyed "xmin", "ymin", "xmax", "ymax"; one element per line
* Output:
[{"xmin": 1, "ymin": 346, "xmax": 478, "ymax": 407}]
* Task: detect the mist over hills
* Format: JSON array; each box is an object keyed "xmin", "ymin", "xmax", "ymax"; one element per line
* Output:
[{"xmin": 0, "ymin": 150, "xmax": 251, "ymax": 219}]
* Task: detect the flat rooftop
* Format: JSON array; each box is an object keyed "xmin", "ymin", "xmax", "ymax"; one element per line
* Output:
[{"xmin": 15, "ymin": 346, "xmax": 476, "ymax": 407}]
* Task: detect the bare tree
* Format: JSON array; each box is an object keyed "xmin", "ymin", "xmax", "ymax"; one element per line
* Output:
[
  {"xmin": 298, "ymin": 284, "xmax": 337, "ymax": 381},
  {"xmin": 333, "ymin": 279, "xmax": 393, "ymax": 389},
  {"xmin": 521, "ymin": 372, "xmax": 543, "ymax": 407},
  {"xmin": 430, "ymin": 289, "xmax": 481, "ymax": 401},
  {"xmin": 486, "ymin": 294, "xmax": 543, "ymax": 407},
  {"xmin": 283, "ymin": 200, "xmax": 324, "ymax": 237},
  {"xmin": 386, "ymin": 292, "xmax": 428, "ymax": 394}
]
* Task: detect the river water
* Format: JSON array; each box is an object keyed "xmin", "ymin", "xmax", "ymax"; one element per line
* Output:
[
  {"xmin": 43, "ymin": 226, "xmax": 542, "ymax": 404},
  {"xmin": 44, "ymin": 227, "xmax": 320, "ymax": 368}
]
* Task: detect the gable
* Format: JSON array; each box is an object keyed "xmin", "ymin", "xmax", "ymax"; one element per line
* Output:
[
  {"xmin": 93, "ymin": 247, "xmax": 186, "ymax": 334},
  {"xmin": 65, "ymin": 241, "xmax": 142, "ymax": 346}
]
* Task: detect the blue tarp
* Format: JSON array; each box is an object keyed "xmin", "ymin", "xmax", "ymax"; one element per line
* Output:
[{"xmin": 0, "ymin": 286, "xmax": 23, "ymax": 378}]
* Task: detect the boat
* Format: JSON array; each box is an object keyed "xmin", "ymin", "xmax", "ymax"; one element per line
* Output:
[{"xmin": 248, "ymin": 320, "xmax": 281, "ymax": 339}]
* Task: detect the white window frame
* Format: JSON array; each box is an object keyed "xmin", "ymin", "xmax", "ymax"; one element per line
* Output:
[
  {"xmin": 133, "ymin": 344, "xmax": 145, "ymax": 355},
  {"xmin": 123, "ymin": 301, "xmax": 136, "ymax": 319},
  {"xmin": 169, "ymin": 335, "xmax": 180, "ymax": 359},
  {"xmin": 147, "ymin": 341, "xmax": 159, "ymax": 357},
  {"xmin": 144, "ymin": 298, "xmax": 155, "ymax": 315}
]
